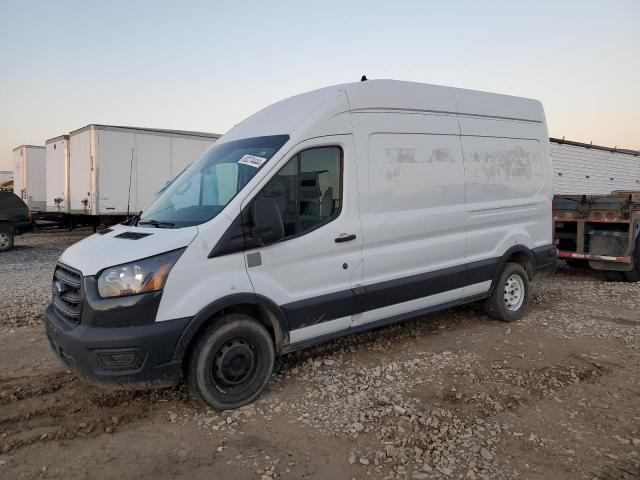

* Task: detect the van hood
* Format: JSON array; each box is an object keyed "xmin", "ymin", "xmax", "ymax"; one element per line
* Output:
[{"xmin": 59, "ymin": 224, "xmax": 199, "ymax": 276}]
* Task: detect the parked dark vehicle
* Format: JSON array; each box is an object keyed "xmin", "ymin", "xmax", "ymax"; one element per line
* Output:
[{"xmin": 0, "ymin": 189, "xmax": 32, "ymax": 251}]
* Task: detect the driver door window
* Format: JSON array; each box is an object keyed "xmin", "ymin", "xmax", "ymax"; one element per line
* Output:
[{"xmin": 256, "ymin": 146, "xmax": 342, "ymax": 240}]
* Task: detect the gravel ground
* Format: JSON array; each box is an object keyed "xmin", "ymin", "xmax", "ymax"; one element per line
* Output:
[
  {"xmin": 0, "ymin": 229, "xmax": 90, "ymax": 328},
  {"xmin": 0, "ymin": 230, "xmax": 639, "ymax": 479}
]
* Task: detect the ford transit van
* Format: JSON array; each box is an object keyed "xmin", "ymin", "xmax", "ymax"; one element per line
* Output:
[{"xmin": 44, "ymin": 80, "xmax": 557, "ymax": 409}]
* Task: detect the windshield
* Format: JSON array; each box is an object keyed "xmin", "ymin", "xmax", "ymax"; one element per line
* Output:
[{"xmin": 138, "ymin": 135, "xmax": 289, "ymax": 228}]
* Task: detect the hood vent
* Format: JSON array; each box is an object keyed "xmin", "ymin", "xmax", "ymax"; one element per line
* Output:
[{"xmin": 115, "ymin": 232, "xmax": 153, "ymax": 240}]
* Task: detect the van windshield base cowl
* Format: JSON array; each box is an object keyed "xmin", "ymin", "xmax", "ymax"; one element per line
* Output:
[{"xmin": 138, "ymin": 135, "xmax": 289, "ymax": 228}]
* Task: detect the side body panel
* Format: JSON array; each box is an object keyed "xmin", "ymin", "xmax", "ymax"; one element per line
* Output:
[
  {"xmin": 45, "ymin": 139, "xmax": 67, "ymax": 211},
  {"xmin": 459, "ymin": 116, "xmax": 552, "ymax": 263},
  {"xmin": 170, "ymin": 137, "xmax": 212, "ymax": 178},
  {"xmin": 350, "ymin": 111, "xmax": 471, "ymax": 325},
  {"xmin": 12, "ymin": 148, "xmax": 24, "ymax": 200},
  {"xmin": 97, "ymin": 131, "xmax": 215, "ymax": 215},
  {"xmin": 69, "ymin": 131, "xmax": 93, "ymax": 213},
  {"xmin": 27, "ymin": 147, "xmax": 46, "ymax": 210},
  {"xmin": 15, "ymin": 147, "xmax": 46, "ymax": 211},
  {"xmin": 551, "ymin": 142, "xmax": 640, "ymax": 195},
  {"xmin": 96, "ymin": 129, "xmax": 135, "ymax": 215},
  {"xmin": 133, "ymin": 134, "xmax": 172, "ymax": 213}
]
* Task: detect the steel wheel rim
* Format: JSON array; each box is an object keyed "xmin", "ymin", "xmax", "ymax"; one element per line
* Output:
[
  {"xmin": 212, "ymin": 338, "xmax": 255, "ymax": 387},
  {"xmin": 503, "ymin": 273, "xmax": 525, "ymax": 311},
  {"xmin": 0, "ymin": 233, "xmax": 9, "ymax": 249}
]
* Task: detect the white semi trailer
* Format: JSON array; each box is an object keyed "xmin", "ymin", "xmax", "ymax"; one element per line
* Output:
[
  {"xmin": 45, "ymin": 125, "xmax": 220, "ymax": 225},
  {"xmin": 12, "ymin": 145, "xmax": 46, "ymax": 210},
  {"xmin": 551, "ymin": 138, "xmax": 640, "ymax": 281},
  {"xmin": 550, "ymin": 138, "xmax": 640, "ymax": 194}
]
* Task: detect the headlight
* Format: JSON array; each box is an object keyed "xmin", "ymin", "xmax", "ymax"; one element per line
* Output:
[{"xmin": 97, "ymin": 249, "xmax": 184, "ymax": 298}]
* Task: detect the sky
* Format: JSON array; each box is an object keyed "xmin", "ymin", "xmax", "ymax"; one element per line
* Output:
[{"xmin": 0, "ymin": 0, "xmax": 638, "ymax": 171}]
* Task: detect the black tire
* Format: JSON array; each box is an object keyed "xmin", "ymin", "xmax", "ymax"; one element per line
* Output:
[
  {"xmin": 483, "ymin": 262, "xmax": 530, "ymax": 322},
  {"xmin": 603, "ymin": 270, "xmax": 626, "ymax": 282},
  {"xmin": 624, "ymin": 236, "xmax": 640, "ymax": 282},
  {"xmin": 564, "ymin": 259, "xmax": 588, "ymax": 269},
  {"xmin": 0, "ymin": 225, "xmax": 14, "ymax": 252},
  {"xmin": 187, "ymin": 314, "xmax": 275, "ymax": 410}
]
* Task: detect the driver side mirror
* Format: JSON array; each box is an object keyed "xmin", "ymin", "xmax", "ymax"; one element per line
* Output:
[{"xmin": 250, "ymin": 197, "xmax": 284, "ymax": 245}]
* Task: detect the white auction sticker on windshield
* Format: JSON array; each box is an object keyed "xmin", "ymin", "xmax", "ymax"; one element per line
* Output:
[{"xmin": 238, "ymin": 154, "xmax": 267, "ymax": 168}]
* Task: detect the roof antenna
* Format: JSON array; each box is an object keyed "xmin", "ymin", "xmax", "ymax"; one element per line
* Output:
[{"xmin": 361, "ymin": 75, "xmax": 368, "ymax": 82}]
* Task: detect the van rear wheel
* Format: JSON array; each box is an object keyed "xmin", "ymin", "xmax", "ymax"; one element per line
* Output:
[
  {"xmin": 484, "ymin": 262, "xmax": 530, "ymax": 322},
  {"xmin": 187, "ymin": 314, "xmax": 275, "ymax": 410}
]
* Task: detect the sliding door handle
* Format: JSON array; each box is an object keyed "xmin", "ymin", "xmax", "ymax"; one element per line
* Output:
[{"xmin": 335, "ymin": 234, "xmax": 357, "ymax": 243}]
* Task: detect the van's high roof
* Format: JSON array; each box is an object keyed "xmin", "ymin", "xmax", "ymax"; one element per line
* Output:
[{"xmin": 221, "ymin": 79, "xmax": 545, "ymax": 144}]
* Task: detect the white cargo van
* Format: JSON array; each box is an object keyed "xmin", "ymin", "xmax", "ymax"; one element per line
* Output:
[{"xmin": 44, "ymin": 80, "xmax": 556, "ymax": 409}]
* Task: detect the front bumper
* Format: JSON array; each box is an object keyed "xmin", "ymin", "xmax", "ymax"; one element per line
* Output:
[{"xmin": 44, "ymin": 304, "xmax": 191, "ymax": 388}]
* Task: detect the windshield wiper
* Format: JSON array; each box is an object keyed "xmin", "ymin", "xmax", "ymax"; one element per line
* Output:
[
  {"xmin": 122, "ymin": 210, "xmax": 142, "ymax": 226},
  {"xmin": 138, "ymin": 219, "xmax": 175, "ymax": 228}
]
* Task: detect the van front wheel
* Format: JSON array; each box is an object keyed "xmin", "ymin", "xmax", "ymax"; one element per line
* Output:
[
  {"xmin": 484, "ymin": 262, "xmax": 530, "ymax": 322},
  {"xmin": 187, "ymin": 314, "xmax": 275, "ymax": 410}
]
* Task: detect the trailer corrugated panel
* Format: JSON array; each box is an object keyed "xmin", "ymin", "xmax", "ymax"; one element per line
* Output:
[
  {"xmin": 12, "ymin": 145, "xmax": 46, "ymax": 210},
  {"xmin": 95, "ymin": 128, "xmax": 217, "ymax": 215},
  {"xmin": 96, "ymin": 129, "xmax": 136, "ymax": 214},
  {"xmin": 69, "ymin": 130, "xmax": 92, "ymax": 213},
  {"xmin": 551, "ymin": 140, "xmax": 640, "ymax": 195},
  {"xmin": 45, "ymin": 137, "xmax": 67, "ymax": 211},
  {"xmin": 11, "ymin": 149, "xmax": 23, "ymax": 198},
  {"xmin": 66, "ymin": 125, "xmax": 220, "ymax": 216}
]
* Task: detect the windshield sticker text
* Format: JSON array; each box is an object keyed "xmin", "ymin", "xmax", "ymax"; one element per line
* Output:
[{"xmin": 238, "ymin": 155, "xmax": 267, "ymax": 168}]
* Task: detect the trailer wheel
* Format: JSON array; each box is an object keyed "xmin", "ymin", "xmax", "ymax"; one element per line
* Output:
[
  {"xmin": 624, "ymin": 236, "xmax": 640, "ymax": 282},
  {"xmin": 187, "ymin": 314, "xmax": 275, "ymax": 410},
  {"xmin": 603, "ymin": 270, "xmax": 626, "ymax": 282},
  {"xmin": 484, "ymin": 262, "xmax": 530, "ymax": 322},
  {"xmin": 0, "ymin": 225, "xmax": 14, "ymax": 252}
]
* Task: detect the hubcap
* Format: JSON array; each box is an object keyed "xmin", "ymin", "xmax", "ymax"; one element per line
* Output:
[
  {"xmin": 503, "ymin": 274, "xmax": 525, "ymax": 311},
  {"xmin": 0, "ymin": 233, "xmax": 9, "ymax": 248},
  {"xmin": 213, "ymin": 339, "xmax": 255, "ymax": 386}
]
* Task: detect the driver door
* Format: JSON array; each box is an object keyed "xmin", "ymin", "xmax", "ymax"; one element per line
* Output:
[{"xmin": 242, "ymin": 137, "xmax": 363, "ymax": 344}]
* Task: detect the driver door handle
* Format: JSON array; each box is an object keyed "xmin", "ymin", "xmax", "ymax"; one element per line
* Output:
[{"xmin": 335, "ymin": 234, "xmax": 356, "ymax": 243}]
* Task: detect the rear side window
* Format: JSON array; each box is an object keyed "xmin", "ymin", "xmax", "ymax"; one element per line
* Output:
[
  {"xmin": 0, "ymin": 192, "xmax": 26, "ymax": 209},
  {"xmin": 256, "ymin": 146, "xmax": 342, "ymax": 239}
]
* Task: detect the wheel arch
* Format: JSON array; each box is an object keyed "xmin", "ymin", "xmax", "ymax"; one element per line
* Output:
[
  {"xmin": 489, "ymin": 245, "xmax": 536, "ymax": 294},
  {"xmin": 173, "ymin": 293, "xmax": 289, "ymax": 367}
]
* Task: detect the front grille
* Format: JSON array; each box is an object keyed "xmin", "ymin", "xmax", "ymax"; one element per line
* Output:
[{"xmin": 52, "ymin": 263, "xmax": 84, "ymax": 325}]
